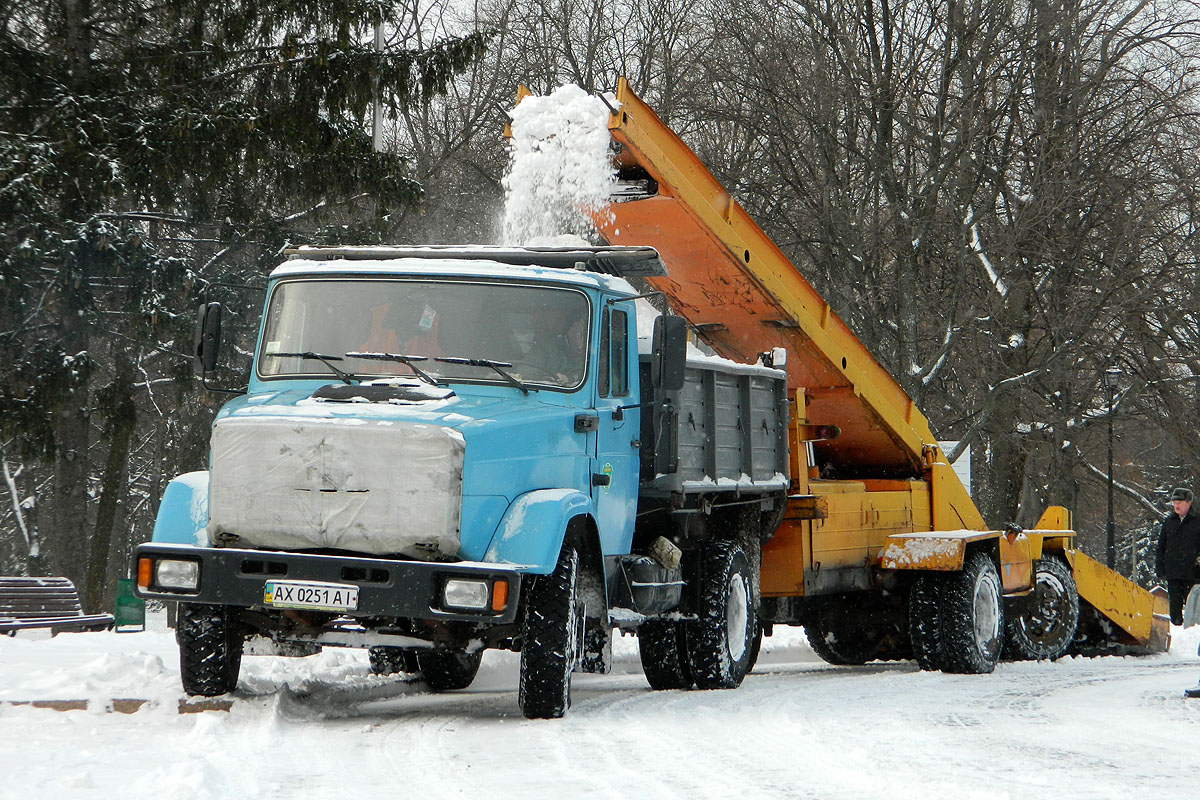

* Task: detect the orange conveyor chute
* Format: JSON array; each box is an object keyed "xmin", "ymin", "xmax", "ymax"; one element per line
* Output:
[{"xmin": 590, "ymin": 79, "xmax": 982, "ymax": 529}]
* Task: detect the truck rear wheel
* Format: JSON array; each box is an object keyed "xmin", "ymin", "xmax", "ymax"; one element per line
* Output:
[
  {"xmin": 908, "ymin": 573, "xmax": 946, "ymax": 671},
  {"xmin": 638, "ymin": 620, "xmax": 694, "ymax": 690},
  {"xmin": 178, "ymin": 602, "xmax": 243, "ymax": 697},
  {"xmin": 1003, "ymin": 556, "xmax": 1079, "ymax": 661},
  {"xmin": 687, "ymin": 540, "xmax": 756, "ymax": 690},
  {"xmin": 939, "ymin": 551, "xmax": 1004, "ymax": 674},
  {"xmin": 519, "ymin": 543, "xmax": 583, "ymax": 719},
  {"xmin": 417, "ymin": 649, "xmax": 484, "ymax": 691}
]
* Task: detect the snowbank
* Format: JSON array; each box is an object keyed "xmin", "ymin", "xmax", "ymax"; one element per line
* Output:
[{"xmin": 2, "ymin": 612, "xmax": 1199, "ymax": 798}]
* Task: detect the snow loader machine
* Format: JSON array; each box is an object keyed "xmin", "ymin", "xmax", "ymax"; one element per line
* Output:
[{"xmin": 559, "ymin": 78, "xmax": 1170, "ymax": 674}]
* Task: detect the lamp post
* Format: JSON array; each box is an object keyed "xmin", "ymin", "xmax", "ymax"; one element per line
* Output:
[{"xmin": 1104, "ymin": 364, "xmax": 1122, "ymax": 569}]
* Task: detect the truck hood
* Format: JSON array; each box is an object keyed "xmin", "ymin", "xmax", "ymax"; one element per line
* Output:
[{"xmin": 208, "ymin": 382, "xmax": 590, "ymax": 560}]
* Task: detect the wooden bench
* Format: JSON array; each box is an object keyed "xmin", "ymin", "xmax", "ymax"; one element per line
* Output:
[{"xmin": 0, "ymin": 577, "xmax": 115, "ymax": 636}]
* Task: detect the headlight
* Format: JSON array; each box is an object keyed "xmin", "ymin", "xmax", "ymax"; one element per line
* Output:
[
  {"xmin": 442, "ymin": 578, "xmax": 489, "ymax": 610},
  {"xmin": 155, "ymin": 559, "xmax": 200, "ymax": 591}
]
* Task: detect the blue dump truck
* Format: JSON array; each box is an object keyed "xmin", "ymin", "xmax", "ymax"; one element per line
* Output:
[{"xmin": 134, "ymin": 245, "xmax": 788, "ymax": 718}]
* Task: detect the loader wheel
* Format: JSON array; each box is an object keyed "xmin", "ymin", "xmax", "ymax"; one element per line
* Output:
[
  {"xmin": 178, "ymin": 602, "xmax": 243, "ymax": 697},
  {"xmin": 805, "ymin": 602, "xmax": 880, "ymax": 665},
  {"xmin": 417, "ymin": 649, "xmax": 484, "ymax": 691},
  {"xmin": 519, "ymin": 543, "xmax": 583, "ymax": 719},
  {"xmin": 638, "ymin": 620, "xmax": 694, "ymax": 690},
  {"xmin": 939, "ymin": 551, "xmax": 1004, "ymax": 674},
  {"xmin": 1003, "ymin": 557, "xmax": 1079, "ymax": 661},
  {"xmin": 908, "ymin": 573, "xmax": 947, "ymax": 671},
  {"xmin": 688, "ymin": 540, "xmax": 756, "ymax": 690}
]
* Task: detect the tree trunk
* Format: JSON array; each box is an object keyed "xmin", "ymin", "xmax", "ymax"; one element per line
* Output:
[{"xmin": 84, "ymin": 363, "xmax": 137, "ymax": 613}]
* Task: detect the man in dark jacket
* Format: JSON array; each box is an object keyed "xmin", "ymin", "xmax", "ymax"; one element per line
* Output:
[{"xmin": 1155, "ymin": 487, "xmax": 1200, "ymax": 625}]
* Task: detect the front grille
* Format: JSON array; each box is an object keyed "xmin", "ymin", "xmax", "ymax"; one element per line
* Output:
[{"xmin": 207, "ymin": 417, "xmax": 464, "ymax": 559}]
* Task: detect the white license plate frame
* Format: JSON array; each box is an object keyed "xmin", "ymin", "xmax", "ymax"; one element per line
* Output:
[{"xmin": 263, "ymin": 579, "xmax": 360, "ymax": 612}]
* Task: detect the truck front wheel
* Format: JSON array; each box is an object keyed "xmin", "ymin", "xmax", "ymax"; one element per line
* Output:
[
  {"xmin": 178, "ymin": 602, "xmax": 243, "ymax": 697},
  {"xmin": 688, "ymin": 540, "xmax": 756, "ymax": 690},
  {"xmin": 638, "ymin": 620, "xmax": 694, "ymax": 690},
  {"xmin": 939, "ymin": 551, "xmax": 1004, "ymax": 674},
  {"xmin": 417, "ymin": 649, "xmax": 484, "ymax": 691},
  {"xmin": 519, "ymin": 543, "xmax": 583, "ymax": 719},
  {"xmin": 1003, "ymin": 556, "xmax": 1079, "ymax": 661}
]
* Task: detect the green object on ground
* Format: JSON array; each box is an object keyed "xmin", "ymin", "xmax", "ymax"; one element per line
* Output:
[{"xmin": 114, "ymin": 578, "xmax": 146, "ymax": 632}]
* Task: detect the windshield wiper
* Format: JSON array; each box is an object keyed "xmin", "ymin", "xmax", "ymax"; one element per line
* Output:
[
  {"xmin": 265, "ymin": 351, "xmax": 357, "ymax": 385},
  {"xmin": 435, "ymin": 357, "xmax": 530, "ymax": 395},
  {"xmin": 345, "ymin": 352, "xmax": 443, "ymax": 387}
]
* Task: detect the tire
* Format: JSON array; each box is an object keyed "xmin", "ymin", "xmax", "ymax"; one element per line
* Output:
[
  {"xmin": 1003, "ymin": 556, "xmax": 1080, "ymax": 661},
  {"xmin": 368, "ymin": 646, "xmax": 415, "ymax": 675},
  {"xmin": 805, "ymin": 601, "xmax": 880, "ymax": 666},
  {"xmin": 939, "ymin": 551, "xmax": 1004, "ymax": 674},
  {"xmin": 908, "ymin": 573, "xmax": 946, "ymax": 671},
  {"xmin": 687, "ymin": 540, "xmax": 756, "ymax": 690},
  {"xmin": 748, "ymin": 620, "xmax": 764, "ymax": 673},
  {"xmin": 638, "ymin": 620, "xmax": 694, "ymax": 690},
  {"xmin": 178, "ymin": 602, "xmax": 243, "ymax": 697},
  {"xmin": 519, "ymin": 543, "xmax": 584, "ymax": 719},
  {"xmin": 417, "ymin": 649, "xmax": 484, "ymax": 691}
]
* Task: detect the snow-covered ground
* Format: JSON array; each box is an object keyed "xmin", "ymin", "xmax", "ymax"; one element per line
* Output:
[{"xmin": 2, "ymin": 611, "xmax": 1197, "ymax": 799}]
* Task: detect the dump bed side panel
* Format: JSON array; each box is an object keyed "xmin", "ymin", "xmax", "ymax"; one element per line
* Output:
[{"xmin": 641, "ymin": 356, "xmax": 788, "ymax": 495}]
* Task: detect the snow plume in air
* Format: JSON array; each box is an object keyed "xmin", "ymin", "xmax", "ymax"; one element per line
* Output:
[{"xmin": 501, "ymin": 84, "xmax": 616, "ymax": 246}]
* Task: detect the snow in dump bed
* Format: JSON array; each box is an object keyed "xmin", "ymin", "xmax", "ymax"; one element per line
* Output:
[
  {"xmin": 635, "ymin": 297, "xmax": 787, "ymax": 380},
  {"xmin": 3, "ymin": 610, "xmax": 1200, "ymax": 798},
  {"xmin": 502, "ymin": 84, "xmax": 616, "ymax": 245}
]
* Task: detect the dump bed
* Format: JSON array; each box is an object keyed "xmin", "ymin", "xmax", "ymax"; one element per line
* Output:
[{"xmin": 639, "ymin": 355, "xmax": 789, "ymax": 497}]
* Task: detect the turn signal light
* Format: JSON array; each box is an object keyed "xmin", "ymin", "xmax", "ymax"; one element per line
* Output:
[
  {"xmin": 136, "ymin": 557, "xmax": 152, "ymax": 589},
  {"xmin": 491, "ymin": 580, "xmax": 509, "ymax": 611}
]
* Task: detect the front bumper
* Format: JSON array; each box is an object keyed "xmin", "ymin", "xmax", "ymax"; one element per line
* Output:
[{"xmin": 133, "ymin": 543, "xmax": 523, "ymax": 624}]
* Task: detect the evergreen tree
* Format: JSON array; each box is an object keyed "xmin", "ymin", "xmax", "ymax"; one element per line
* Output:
[{"xmin": 0, "ymin": 0, "xmax": 487, "ymax": 607}]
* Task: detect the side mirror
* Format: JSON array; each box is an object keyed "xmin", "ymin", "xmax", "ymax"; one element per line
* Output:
[
  {"xmin": 652, "ymin": 315, "xmax": 687, "ymax": 391},
  {"xmin": 194, "ymin": 302, "xmax": 223, "ymax": 374}
]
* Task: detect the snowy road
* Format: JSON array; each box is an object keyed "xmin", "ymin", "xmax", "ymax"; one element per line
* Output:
[{"xmin": 2, "ymin": 612, "xmax": 1197, "ymax": 799}]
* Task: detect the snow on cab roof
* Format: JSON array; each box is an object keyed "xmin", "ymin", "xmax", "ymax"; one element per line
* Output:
[{"xmin": 271, "ymin": 245, "xmax": 661, "ymax": 295}]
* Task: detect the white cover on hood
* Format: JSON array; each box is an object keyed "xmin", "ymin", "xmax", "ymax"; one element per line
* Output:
[{"xmin": 207, "ymin": 416, "xmax": 463, "ymax": 558}]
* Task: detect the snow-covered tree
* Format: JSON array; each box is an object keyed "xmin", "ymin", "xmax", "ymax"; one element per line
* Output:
[{"xmin": 0, "ymin": 0, "xmax": 487, "ymax": 608}]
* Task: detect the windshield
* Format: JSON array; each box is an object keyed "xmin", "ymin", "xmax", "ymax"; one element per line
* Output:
[{"xmin": 257, "ymin": 278, "xmax": 591, "ymax": 389}]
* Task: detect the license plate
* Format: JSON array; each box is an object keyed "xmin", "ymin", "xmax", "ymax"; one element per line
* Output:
[{"xmin": 263, "ymin": 580, "xmax": 359, "ymax": 612}]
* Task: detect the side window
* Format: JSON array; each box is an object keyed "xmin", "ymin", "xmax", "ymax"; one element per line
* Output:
[
  {"xmin": 611, "ymin": 308, "xmax": 629, "ymax": 397},
  {"xmin": 598, "ymin": 306, "xmax": 610, "ymax": 397}
]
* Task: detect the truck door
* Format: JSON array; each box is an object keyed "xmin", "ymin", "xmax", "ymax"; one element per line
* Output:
[{"xmin": 592, "ymin": 304, "xmax": 639, "ymax": 555}]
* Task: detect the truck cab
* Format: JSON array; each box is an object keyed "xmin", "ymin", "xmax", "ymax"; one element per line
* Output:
[{"xmin": 136, "ymin": 245, "xmax": 760, "ymax": 718}]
